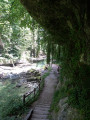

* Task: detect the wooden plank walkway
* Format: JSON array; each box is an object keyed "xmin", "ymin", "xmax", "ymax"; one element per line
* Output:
[{"xmin": 29, "ymin": 65, "xmax": 58, "ymax": 120}]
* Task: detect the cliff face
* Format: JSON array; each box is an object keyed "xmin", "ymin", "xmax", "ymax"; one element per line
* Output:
[{"xmin": 20, "ymin": 0, "xmax": 90, "ymax": 45}]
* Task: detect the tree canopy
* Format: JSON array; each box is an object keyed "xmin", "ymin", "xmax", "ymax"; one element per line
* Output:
[{"xmin": 0, "ymin": 0, "xmax": 50, "ymax": 62}]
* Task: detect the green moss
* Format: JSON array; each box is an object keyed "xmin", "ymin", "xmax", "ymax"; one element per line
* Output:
[{"xmin": 50, "ymin": 86, "xmax": 67, "ymax": 113}]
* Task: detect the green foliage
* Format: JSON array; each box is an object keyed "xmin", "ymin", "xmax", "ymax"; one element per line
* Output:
[
  {"xmin": 0, "ymin": 81, "xmax": 35, "ymax": 119},
  {"xmin": 50, "ymin": 86, "xmax": 67, "ymax": 113},
  {"xmin": 0, "ymin": 69, "xmax": 50, "ymax": 119},
  {"xmin": 65, "ymin": 64, "xmax": 90, "ymax": 120},
  {"xmin": 68, "ymin": 87, "xmax": 90, "ymax": 120},
  {"xmin": 49, "ymin": 29, "xmax": 90, "ymax": 119},
  {"xmin": 1, "ymin": 95, "xmax": 22, "ymax": 117},
  {"xmin": 0, "ymin": 0, "xmax": 48, "ymax": 61},
  {"xmin": 41, "ymin": 70, "xmax": 51, "ymax": 80},
  {"xmin": 0, "ymin": 82, "xmax": 22, "ymax": 118}
]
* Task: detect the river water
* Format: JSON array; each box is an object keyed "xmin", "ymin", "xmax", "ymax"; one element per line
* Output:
[{"xmin": 0, "ymin": 61, "xmax": 46, "ymax": 95}]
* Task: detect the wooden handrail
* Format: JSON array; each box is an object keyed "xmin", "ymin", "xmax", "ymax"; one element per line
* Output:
[
  {"xmin": 23, "ymin": 80, "xmax": 43, "ymax": 104},
  {"xmin": 24, "ymin": 109, "xmax": 33, "ymax": 120},
  {"xmin": 25, "ymin": 91, "xmax": 34, "ymax": 97}
]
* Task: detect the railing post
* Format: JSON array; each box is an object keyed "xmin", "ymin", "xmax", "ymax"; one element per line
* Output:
[
  {"xmin": 39, "ymin": 83, "xmax": 40, "ymax": 91},
  {"xmin": 23, "ymin": 94, "xmax": 25, "ymax": 105},
  {"xmin": 22, "ymin": 79, "xmax": 43, "ymax": 105},
  {"xmin": 34, "ymin": 88, "xmax": 35, "ymax": 98}
]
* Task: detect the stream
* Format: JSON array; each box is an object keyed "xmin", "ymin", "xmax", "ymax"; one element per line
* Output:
[{"xmin": 0, "ymin": 60, "xmax": 46, "ymax": 95}]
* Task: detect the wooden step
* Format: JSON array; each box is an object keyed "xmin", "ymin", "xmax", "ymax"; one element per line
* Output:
[
  {"xmin": 34, "ymin": 107, "xmax": 49, "ymax": 111},
  {"xmin": 37, "ymin": 103, "xmax": 50, "ymax": 105},
  {"xmin": 38, "ymin": 103, "xmax": 51, "ymax": 105},
  {"xmin": 33, "ymin": 110, "xmax": 49, "ymax": 115},
  {"xmin": 31, "ymin": 114, "xmax": 48, "ymax": 119},
  {"xmin": 31, "ymin": 118, "xmax": 49, "ymax": 120},
  {"xmin": 36, "ymin": 104, "xmax": 50, "ymax": 107},
  {"xmin": 35, "ymin": 105, "xmax": 50, "ymax": 109}
]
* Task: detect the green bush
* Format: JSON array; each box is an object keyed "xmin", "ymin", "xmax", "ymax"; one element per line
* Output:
[
  {"xmin": 68, "ymin": 87, "xmax": 90, "ymax": 120},
  {"xmin": 0, "ymin": 69, "xmax": 50, "ymax": 119},
  {"xmin": 51, "ymin": 63, "xmax": 90, "ymax": 120},
  {"xmin": 0, "ymin": 95, "xmax": 23, "ymax": 117},
  {"xmin": 41, "ymin": 70, "xmax": 51, "ymax": 80},
  {"xmin": 50, "ymin": 86, "xmax": 67, "ymax": 112}
]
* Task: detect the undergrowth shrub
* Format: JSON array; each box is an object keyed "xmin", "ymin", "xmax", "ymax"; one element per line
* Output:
[
  {"xmin": 50, "ymin": 86, "xmax": 67, "ymax": 112},
  {"xmin": 0, "ymin": 95, "xmax": 23, "ymax": 117},
  {"xmin": 42, "ymin": 67, "xmax": 51, "ymax": 80},
  {"xmin": 0, "ymin": 69, "xmax": 50, "ymax": 119},
  {"xmin": 67, "ymin": 65, "xmax": 90, "ymax": 120},
  {"xmin": 51, "ymin": 63, "xmax": 90, "ymax": 120}
]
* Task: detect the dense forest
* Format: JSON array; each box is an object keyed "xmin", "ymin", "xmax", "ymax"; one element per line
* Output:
[
  {"xmin": 0, "ymin": 0, "xmax": 50, "ymax": 63},
  {"xmin": 0, "ymin": 0, "xmax": 90, "ymax": 120}
]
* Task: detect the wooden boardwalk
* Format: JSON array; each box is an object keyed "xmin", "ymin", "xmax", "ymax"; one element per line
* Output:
[{"xmin": 29, "ymin": 65, "xmax": 58, "ymax": 120}]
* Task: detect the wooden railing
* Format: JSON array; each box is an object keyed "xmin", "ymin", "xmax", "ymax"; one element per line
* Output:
[
  {"xmin": 23, "ymin": 79, "xmax": 44, "ymax": 105},
  {"xmin": 24, "ymin": 109, "xmax": 33, "ymax": 120}
]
